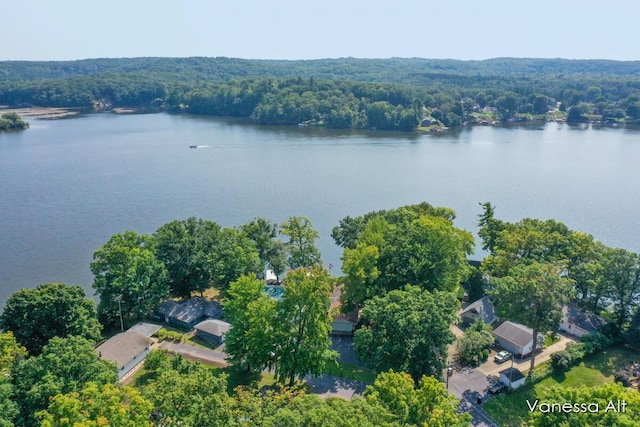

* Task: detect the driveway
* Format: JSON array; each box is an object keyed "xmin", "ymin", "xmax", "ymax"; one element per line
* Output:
[
  {"xmin": 476, "ymin": 332, "xmax": 576, "ymax": 376},
  {"xmin": 158, "ymin": 341, "xmax": 228, "ymax": 367},
  {"xmin": 447, "ymin": 367, "xmax": 501, "ymax": 427}
]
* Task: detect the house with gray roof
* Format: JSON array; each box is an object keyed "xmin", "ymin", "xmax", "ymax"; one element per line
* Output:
[
  {"xmin": 494, "ymin": 321, "xmax": 544, "ymax": 358},
  {"xmin": 95, "ymin": 322, "xmax": 161, "ymax": 381},
  {"xmin": 194, "ymin": 319, "xmax": 231, "ymax": 345},
  {"xmin": 156, "ymin": 297, "xmax": 223, "ymax": 329},
  {"xmin": 460, "ymin": 296, "xmax": 497, "ymax": 326},
  {"xmin": 559, "ymin": 304, "xmax": 607, "ymax": 337}
]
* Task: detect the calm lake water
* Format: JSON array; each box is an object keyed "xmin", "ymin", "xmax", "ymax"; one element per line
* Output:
[{"xmin": 1, "ymin": 113, "xmax": 639, "ymax": 307}]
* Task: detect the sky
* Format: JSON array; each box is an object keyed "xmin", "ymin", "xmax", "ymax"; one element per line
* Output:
[{"xmin": 2, "ymin": 0, "xmax": 638, "ymax": 62}]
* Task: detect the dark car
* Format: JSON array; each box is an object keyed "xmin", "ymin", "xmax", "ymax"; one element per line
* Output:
[{"xmin": 488, "ymin": 382, "xmax": 506, "ymax": 394}]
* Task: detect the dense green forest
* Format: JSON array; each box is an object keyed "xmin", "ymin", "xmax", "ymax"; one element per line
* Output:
[{"xmin": 1, "ymin": 57, "xmax": 640, "ymax": 129}]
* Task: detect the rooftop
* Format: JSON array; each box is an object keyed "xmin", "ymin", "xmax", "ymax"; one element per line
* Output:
[
  {"xmin": 499, "ymin": 367, "xmax": 526, "ymax": 382},
  {"xmin": 494, "ymin": 321, "xmax": 535, "ymax": 347},
  {"xmin": 563, "ymin": 304, "xmax": 607, "ymax": 332},
  {"xmin": 157, "ymin": 297, "xmax": 223, "ymax": 324},
  {"xmin": 95, "ymin": 331, "xmax": 149, "ymax": 369},
  {"xmin": 194, "ymin": 319, "xmax": 231, "ymax": 337}
]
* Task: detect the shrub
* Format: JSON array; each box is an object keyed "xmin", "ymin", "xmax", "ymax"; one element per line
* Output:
[{"xmin": 551, "ymin": 350, "xmax": 572, "ymax": 372}]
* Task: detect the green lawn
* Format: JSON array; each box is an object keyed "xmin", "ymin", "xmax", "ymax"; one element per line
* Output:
[
  {"xmin": 483, "ymin": 346, "xmax": 639, "ymax": 427},
  {"xmin": 222, "ymin": 365, "xmax": 277, "ymax": 393},
  {"xmin": 322, "ymin": 361, "xmax": 377, "ymax": 384}
]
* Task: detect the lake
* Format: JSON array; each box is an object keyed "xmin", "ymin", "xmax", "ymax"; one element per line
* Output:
[{"xmin": 1, "ymin": 113, "xmax": 639, "ymax": 307}]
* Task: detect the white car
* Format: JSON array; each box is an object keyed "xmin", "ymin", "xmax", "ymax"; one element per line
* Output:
[{"xmin": 494, "ymin": 350, "xmax": 512, "ymax": 363}]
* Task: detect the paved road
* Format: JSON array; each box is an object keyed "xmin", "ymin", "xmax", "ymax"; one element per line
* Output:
[
  {"xmin": 448, "ymin": 368, "xmax": 501, "ymax": 427},
  {"xmin": 306, "ymin": 374, "xmax": 367, "ymax": 400}
]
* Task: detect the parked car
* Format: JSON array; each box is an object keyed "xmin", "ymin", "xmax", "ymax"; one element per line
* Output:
[
  {"xmin": 488, "ymin": 382, "xmax": 506, "ymax": 394},
  {"xmin": 494, "ymin": 350, "xmax": 512, "ymax": 363}
]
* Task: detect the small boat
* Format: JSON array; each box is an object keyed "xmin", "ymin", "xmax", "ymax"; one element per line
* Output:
[{"xmin": 189, "ymin": 145, "xmax": 198, "ymax": 148}]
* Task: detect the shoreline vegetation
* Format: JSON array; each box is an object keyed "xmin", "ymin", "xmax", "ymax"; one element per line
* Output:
[
  {"xmin": 0, "ymin": 111, "xmax": 30, "ymax": 131},
  {"xmin": 1, "ymin": 57, "xmax": 640, "ymax": 132}
]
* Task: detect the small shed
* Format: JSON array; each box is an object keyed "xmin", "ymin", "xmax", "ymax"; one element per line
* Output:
[
  {"xmin": 460, "ymin": 296, "xmax": 497, "ymax": 326},
  {"xmin": 194, "ymin": 319, "xmax": 231, "ymax": 345},
  {"xmin": 559, "ymin": 304, "xmax": 607, "ymax": 338},
  {"xmin": 494, "ymin": 321, "xmax": 543, "ymax": 358},
  {"xmin": 499, "ymin": 367, "xmax": 526, "ymax": 389}
]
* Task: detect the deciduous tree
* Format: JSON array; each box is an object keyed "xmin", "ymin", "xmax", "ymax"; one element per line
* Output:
[
  {"xmin": 354, "ymin": 286, "xmax": 459, "ymax": 382},
  {"xmin": 364, "ymin": 370, "xmax": 470, "ymax": 427},
  {"xmin": 280, "ymin": 216, "xmax": 321, "ymax": 269},
  {"xmin": 273, "ymin": 265, "xmax": 336, "ymax": 386},
  {"xmin": 12, "ymin": 336, "xmax": 118, "ymax": 427},
  {"xmin": 36, "ymin": 383, "xmax": 153, "ymax": 427},
  {"xmin": 154, "ymin": 217, "xmax": 221, "ymax": 298},
  {"xmin": 0, "ymin": 283, "xmax": 102, "ymax": 355},
  {"xmin": 91, "ymin": 231, "xmax": 168, "ymax": 326}
]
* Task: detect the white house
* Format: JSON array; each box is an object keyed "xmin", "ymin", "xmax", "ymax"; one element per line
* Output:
[
  {"xmin": 499, "ymin": 367, "xmax": 526, "ymax": 389},
  {"xmin": 559, "ymin": 304, "xmax": 607, "ymax": 338},
  {"xmin": 494, "ymin": 321, "xmax": 544, "ymax": 358},
  {"xmin": 95, "ymin": 322, "xmax": 161, "ymax": 381}
]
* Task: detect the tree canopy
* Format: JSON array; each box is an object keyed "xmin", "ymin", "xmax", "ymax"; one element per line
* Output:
[
  {"xmin": 354, "ymin": 286, "xmax": 459, "ymax": 383},
  {"xmin": 340, "ymin": 205, "xmax": 473, "ymax": 310},
  {"xmin": 91, "ymin": 231, "xmax": 168, "ymax": 326},
  {"xmin": 0, "ymin": 282, "xmax": 102, "ymax": 355}
]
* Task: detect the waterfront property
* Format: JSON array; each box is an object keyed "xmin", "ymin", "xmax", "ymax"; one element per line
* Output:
[
  {"xmin": 559, "ymin": 304, "xmax": 607, "ymax": 338},
  {"xmin": 95, "ymin": 322, "xmax": 161, "ymax": 381},
  {"xmin": 156, "ymin": 297, "xmax": 223, "ymax": 329}
]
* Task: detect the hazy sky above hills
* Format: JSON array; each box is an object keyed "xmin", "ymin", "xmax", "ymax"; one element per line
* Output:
[{"xmin": 2, "ymin": 0, "xmax": 637, "ymax": 61}]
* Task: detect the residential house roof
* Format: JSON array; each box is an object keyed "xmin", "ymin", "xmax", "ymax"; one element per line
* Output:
[
  {"xmin": 157, "ymin": 298, "xmax": 223, "ymax": 325},
  {"xmin": 95, "ymin": 331, "xmax": 149, "ymax": 369},
  {"xmin": 194, "ymin": 319, "xmax": 231, "ymax": 337},
  {"xmin": 494, "ymin": 321, "xmax": 534, "ymax": 348},
  {"xmin": 499, "ymin": 367, "xmax": 525, "ymax": 382},
  {"xmin": 127, "ymin": 322, "xmax": 162, "ymax": 338},
  {"xmin": 562, "ymin": 304, "xmax": 607, "ymax": 333},
  {"xmin": 460, "ymin": 296, "xmax": 497, "ymax": 325}
]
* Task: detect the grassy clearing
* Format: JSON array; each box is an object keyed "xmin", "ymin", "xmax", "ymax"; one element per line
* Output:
[
  {"xmin": 323, "ymin": 361, "xmax": 377, "ymax": 384},
  {"xmin": 222, "ymin": 365, "xmax": 277, "ymax": 393},
  {"xmin": 483, "ymin": 346, "xmax": 639, "ymax": 427}
]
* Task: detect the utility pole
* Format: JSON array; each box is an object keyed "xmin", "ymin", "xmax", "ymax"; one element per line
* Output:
[{"xmin": 114, "ymin": 295, "xmax": 124, "ymax": 332}]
